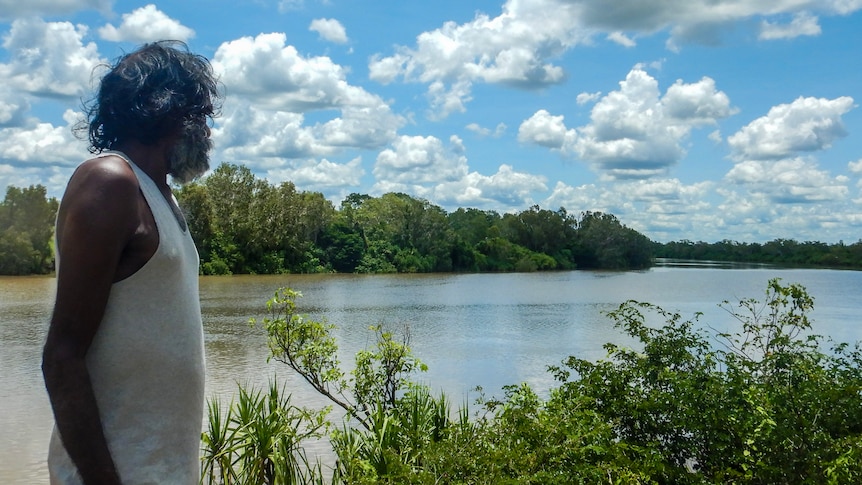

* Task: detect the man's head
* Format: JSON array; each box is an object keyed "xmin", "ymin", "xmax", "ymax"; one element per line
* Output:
[{"xmin": 83, "ymin": 40, "xmax": 221, "ymax": 182}]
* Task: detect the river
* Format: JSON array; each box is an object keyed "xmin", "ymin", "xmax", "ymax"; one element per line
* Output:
[{"xmin": 2, "ymin": 266, "xmax": 860, "ymax": 482}]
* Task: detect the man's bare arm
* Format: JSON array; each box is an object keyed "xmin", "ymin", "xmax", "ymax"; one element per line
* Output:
[{"xmin": 42, "ymin": 158, "xmax": 143, "ymax": 485}]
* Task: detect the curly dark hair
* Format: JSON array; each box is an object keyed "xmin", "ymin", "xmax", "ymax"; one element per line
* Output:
[{"xmin": 81, "ymin": 40, "xmax": 222, "ymax": 152}]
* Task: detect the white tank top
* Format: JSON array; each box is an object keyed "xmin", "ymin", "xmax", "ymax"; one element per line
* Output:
[{"xmin": 48, "ymin": 151, "xmax": 205, "ymax": 485}]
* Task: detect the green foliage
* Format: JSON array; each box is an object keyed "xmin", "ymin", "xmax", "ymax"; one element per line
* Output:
[
  {"xmin": 353, "ymin": 326, "xmax": 429, "ymax": 412},
  {"xmin": 355, "ymin": 240, "xmax": 398, "ymax": 274},
  {"xmin": 318, "ymin": 221, "xmax": 364, "ymax": 272},
  {"xmin": 331, "ymin": 387, "xmax": 451, "ymax": 484},
  {"xmin": 0, "ymin": 184, "xmax": 58, "ymax": 275},
  {"xmin": 201, "ymin": 380, "xmax": 329, "ymax": 485},
  {"xmin": 251, "ymin": 288, "xmax": 428, "ymax": 431},
  {"xmin": 212, "ymin": 279, "xmax": 862, "ymax": 484},
  {"xmin": 499, "ymin": 205, "xmax": 578, "ymax": 269},
  {"xmin": 0, "ymin": 230, "xmax": 40, "ymax": 275},
  {"xmin": 177, "ymin": 163, "xmax": 335, "ymax": 275},
  {"xmin": 447, "ymin": 207, "xmax": 501, "ymax": 247},
  {"xmin": 473, "ymin": 236, "xmax": 559, "ymax": 272},
  {"xmin": 550, "ymin": 278, "xmax": 862, "ymax": 483},
  {"xmin": 350, "ymin": 193, "xmax": 454, "ymax": 273}
]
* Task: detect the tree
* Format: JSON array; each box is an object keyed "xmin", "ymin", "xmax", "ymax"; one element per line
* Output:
[
  {"xmin": 499, "ymin": 205, "xmax": 578, "ymax": 269},
  {"xmin": 574, "ymin": 211, "xmax": 652, "ymax": 269},
  {"xmin": 252, "ymin": 288, "xmax": 428, "ymax": 431},
  {"xmin": 0, "ymin": 184, "xmax": 58, "ymax": 274},
  {"xmin": 175, "ymin": 182, "xmax": 216, "ymax": 264},
  {"xmin": 352, "ymin": 193, "xmax": 455, "ymax": 273},
  {"xmin": 319, "ymin": 220, "xmax": 365, "ymax": 272},
  {"xmin": 188, "ymin": 162, "xmax": 336, "ymax": 274},
  {"xmin": 447, "ymin": 207, "xmax": 501, "ymax": 247}
]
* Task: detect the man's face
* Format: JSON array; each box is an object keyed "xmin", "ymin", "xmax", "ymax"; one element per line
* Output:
[{"xmin": 169, "ymin": 115, "xmax": 213, "ymax": 184}]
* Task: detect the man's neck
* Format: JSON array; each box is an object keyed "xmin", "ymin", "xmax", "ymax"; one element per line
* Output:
[{"xmin": 114, "ymin": 140, "xmax": 173, "ymax": 189}]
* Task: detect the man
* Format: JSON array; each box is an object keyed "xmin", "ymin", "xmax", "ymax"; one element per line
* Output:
[{"xmin": 42, "ymin": 41, "xmax": 221, "ymax": 485}]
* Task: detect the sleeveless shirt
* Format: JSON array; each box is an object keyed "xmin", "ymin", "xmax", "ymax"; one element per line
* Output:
[{"xmin": 48, "ymin": 151, "xmax": 205, "ymax": 485}]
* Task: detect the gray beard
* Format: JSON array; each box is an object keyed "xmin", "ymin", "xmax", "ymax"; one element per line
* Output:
[{"xmin": 169, "ymin": 122, "xmax": 212, "ymax": 184}]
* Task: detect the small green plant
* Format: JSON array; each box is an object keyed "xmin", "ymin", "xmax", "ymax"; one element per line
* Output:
[
  {"xmin": 251, "ymin": 288, "xmax": 429, "ymax": 431},
  {"xmin": 200, "ymin": 380, "xmax": 329, "ymax": 485}
]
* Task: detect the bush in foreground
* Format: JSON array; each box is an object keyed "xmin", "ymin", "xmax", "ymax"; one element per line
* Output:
[{"xmin": 202, "ymin": 279, "xmax": 862, "ymax": 484}]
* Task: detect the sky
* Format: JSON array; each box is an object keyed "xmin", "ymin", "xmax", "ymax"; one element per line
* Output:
[{"xmin": 1, "ymin": 0, "xmax": 861, "ymax": 243}]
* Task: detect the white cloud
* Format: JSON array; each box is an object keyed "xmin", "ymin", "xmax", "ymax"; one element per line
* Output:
[
  {"xmin": 214, "ymin": 102, "xmax": 401, "ymax": 162},
  {"xmin": 518, "ymin": 109, "xmax": 571, "ymax": 148},
  {"xmin": 715, "ymin": 186, "xmax": 862, "ymax": 242},
  {"xmin": 728, "ymin": 96, "xmax": 855, "ymax": 161},
  {"xmin": 370, "ymin": 135, "xmax": 548, "ymax": 211},
  {"xmin": 725, "ymin": 157, "xmax": 849, "ymax": 203},
  {"xmin": 576, "ymin": 91, "xmax": 602, "ymax": 105},
  {"xmin": 98, "ymin": 4, "xmax": 195, "ymax": 43},
  {"xmin": 431, "ymin": 164, "xmax": 548, "ymax": 211},
  {"xmin": 0, "ymin": 84, "xmax": 29, "ymax": 127},
  {"xmin": 662, "ymin": 76, "xmax": 737, "ymax": 124},
  {"xmin": 626, "ymin": 178, "xmax": 713, "ymax": 204},
  {"xmin": 369, "ymin": 0, "xmax": 582, "ymax": 118},
  {"xmin": 466, "ymin": 123, "xmax": 487, "ymax": 136},
  {"xmin": 759, "ymin": 12, "xmax": 822, "ymax": 40},
  {"xmin": 374, "ymin": 135, "xmax": 468, "ymax": 185},
  {"xmin": 215, "ymin": 103, "xmax": 401, "ymax": 157},
  {"xmin": 0, "ymin": 110, "xmax": 84, "ymax": 178},
  {"xmin": 520, "ymin": 68, "xmax": 734, "ymax": 179},
  {"xmin": 309, "ymin": 18, "xmax": 348, "ymax": 44},
  {"xmin": 426, "ymin": 79, "xmax": 473, "ymax": 119},
  {"xmin": 607, "ymin": 31, "xmax": 636, "ymax": 47},
  {"xmin": 0, "ymin": 0, "xmax": 110, "ymax": 18},
  {"xmin": 466, "ymin": 122, "xmax": 506, "ymax": 138},
  {"xmin": 714, "ymin": 95, "xmax": 860, "ymax": 240},
  {"xmin": 278, "ymin": 0, "xmax": 304, "ymax": 13},
  {"xmin": 210, "ymin": 33, "xmax": 403, "ymax": 165},
  {"xmin": 316, "ymin": 105, "xmax": 403, "ymax": 149},
  {"xmin": 214, "ymin": 106, "xmax": 329, "ymax": 160},
  {"xmin": 541, "ymin": 178, "xmax": 717, "ymax": 240},
  {"xmin": 543, "ymin": 182, "xmax": 606, "ymax": 214},
  {"xmin": 213, "ymin": 33, "xmax": 387, "ymax": 112},
  {"xmin": 581, "ymin": 0, "xmax": 856, "ymax": 46},
  {"xmin": 367, "ymin": 0, "xmax": 861, "ymax": 118},
  {"xmin": 0, "ymin": 18, "xmax": 104, "ymax": 98},
  {"xmin": 266, "ymin": 157, "xmax": 364, "ymax": 192},
  {"xmin": 849, "ymin": 159, "xmax": 862, "ymax": 174}
]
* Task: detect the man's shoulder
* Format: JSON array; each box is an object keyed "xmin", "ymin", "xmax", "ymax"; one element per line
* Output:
[
  {"xmin": 77, "ymin": 154, "xmax": 136, "ymax": 180},
  {"xmin": 61, "ymin": 155, "xmax": 141, "ymax": 215},
  {"xmin": 70, "ymin": 155, "xmax": 139, "ymax": 194}
]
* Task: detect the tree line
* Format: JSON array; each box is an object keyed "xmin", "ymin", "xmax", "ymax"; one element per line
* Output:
[
  {"xmin": 174, "ymin": 162, "xmax": 653, "ymax": 274},
  {"xmin": 654, "ymin": 238, "xmax": 862, "ymax": 269},
  {"xmin": 6, "ymin": 162, "xmax": 862, "ymax": 275}
]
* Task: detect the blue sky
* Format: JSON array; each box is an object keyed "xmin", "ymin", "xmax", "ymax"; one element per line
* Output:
[{"xmin": 1, "ymin": 0, "xmax": 861, "ymax": 243}]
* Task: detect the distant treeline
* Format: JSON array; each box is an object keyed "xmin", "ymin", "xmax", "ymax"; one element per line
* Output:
[
  {"xmin": 7, "ymin": 163, "xmax": 859, "ymax": 276},
  {"xmin": 654, "ymin": 238, "xmax": 862, "ymax": 269},
  {"xmin": 176, "ymin": 163, "xmax": 653, "ymax": 274}
]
